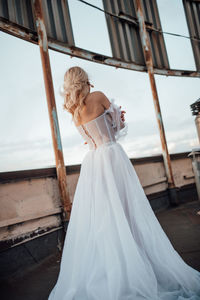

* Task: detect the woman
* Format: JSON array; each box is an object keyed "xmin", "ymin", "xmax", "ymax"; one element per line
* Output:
[{"xmin": 48, "ymin": 66, "xmax": 200, "ymax": 299}]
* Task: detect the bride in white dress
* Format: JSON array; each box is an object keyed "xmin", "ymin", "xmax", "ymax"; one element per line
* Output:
[{"xmin": 48, "ymin": 66, "xmax": 200, "ymax": 300}]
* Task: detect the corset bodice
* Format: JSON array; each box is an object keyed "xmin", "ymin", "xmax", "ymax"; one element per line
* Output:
[{"xmin": 75, "ymin": 98, "xmax": 128, "ymax": 150}]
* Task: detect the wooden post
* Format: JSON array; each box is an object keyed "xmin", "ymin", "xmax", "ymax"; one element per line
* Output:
[
  {"xmin": 33, "ymin": 0, "xmax": 72, "ymax": 223},
  {"xmin": 135, "ymin": 0, "xmax": 178, "ymax": 205}
]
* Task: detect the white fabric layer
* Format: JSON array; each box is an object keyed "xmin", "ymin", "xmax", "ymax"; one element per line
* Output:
[{"xmin": 48, "ymin": 99, "xmax": 200, "ymax": 300}]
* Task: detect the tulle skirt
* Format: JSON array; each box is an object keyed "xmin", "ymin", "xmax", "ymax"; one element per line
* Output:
[{"xmin": 48, "ymin": 142, "xmax": 200, "ymax": 300}]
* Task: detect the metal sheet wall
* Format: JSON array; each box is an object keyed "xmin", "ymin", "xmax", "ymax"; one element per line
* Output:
[
  {"xmin": 102, "ymin": 0, "xmax": 170, "ymax": 69},
  {"xmin": 182, "ymin": 0, "xmax": 200, "ymax": 71},
  {"xmin": 0, "ymin": 0, "xmax": 74, "ymax": 45},
  {"xmin": 0, "ymin": 0, "xmax": 199, "ymax": 76}
]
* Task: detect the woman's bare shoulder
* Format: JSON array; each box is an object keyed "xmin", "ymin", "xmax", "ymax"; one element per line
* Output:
[{"xmin": 89, "ymin": 91, "xmax": 111, "ymax": 109}]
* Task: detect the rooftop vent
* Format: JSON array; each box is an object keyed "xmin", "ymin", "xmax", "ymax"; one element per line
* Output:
[{"xmin": 190, "ymin": 98, "xmax": 200, "ymax": 115}]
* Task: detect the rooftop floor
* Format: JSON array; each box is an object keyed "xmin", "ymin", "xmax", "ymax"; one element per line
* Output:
[{"xmin": 1, "ymin": 200, "xmax": 200, "ymax": 300}]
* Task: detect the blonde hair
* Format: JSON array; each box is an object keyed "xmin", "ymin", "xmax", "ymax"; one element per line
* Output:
[{"xmin": 60, "ymin": 66, "xmax": 90, "ymax": 123}]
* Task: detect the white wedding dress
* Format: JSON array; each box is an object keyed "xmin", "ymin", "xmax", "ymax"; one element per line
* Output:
[{"xmin": 48, "ymin": 99, "xmax": 200, "ymax": 300}]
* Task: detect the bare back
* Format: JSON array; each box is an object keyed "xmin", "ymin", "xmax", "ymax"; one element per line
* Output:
[{"xmin": 74, "ymin": 91, "xmax": 111, "ymax": 127}]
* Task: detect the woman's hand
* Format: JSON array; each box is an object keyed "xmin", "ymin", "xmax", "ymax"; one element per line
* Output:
[{"xmin": 120, "ymin": 106, "xmax": 126, "ymax": 122}]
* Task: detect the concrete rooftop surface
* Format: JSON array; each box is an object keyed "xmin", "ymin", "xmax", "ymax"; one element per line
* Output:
[{"xmin": 1, "ymin": 200, "xmax": 200, "ymax": 300}]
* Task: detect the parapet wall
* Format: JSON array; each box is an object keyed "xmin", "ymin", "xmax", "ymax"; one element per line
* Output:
[{"xmin": 0, "ymin": 151, "xmax": 197, "ymax": 265}]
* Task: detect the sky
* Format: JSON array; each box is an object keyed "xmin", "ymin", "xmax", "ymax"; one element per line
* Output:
[{"xmin": 0, "ymin": 0, "xmax": 199, "ymax": 172}]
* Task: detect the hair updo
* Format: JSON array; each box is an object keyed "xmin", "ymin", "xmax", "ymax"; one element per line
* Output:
[{"xmin": 60, "ymin": 66, "xmax": 90, "ymax": 123}]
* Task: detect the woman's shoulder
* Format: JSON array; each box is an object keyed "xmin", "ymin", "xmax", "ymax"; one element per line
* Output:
[
  {"xmin": 89, "ymin": 91, "xmax": 106, "ymax": 97},
  {"xmin": 88, "ymin": 91, "xmax": 111, "ymax": 109}
]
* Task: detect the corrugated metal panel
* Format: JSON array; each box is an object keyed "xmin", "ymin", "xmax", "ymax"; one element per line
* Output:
[
  {"xmin": 182, "ymin": 0, "xmax": 200, "ymax": 71},
  {"xmin": 0, "ymin": 0, "xmax": 199, "ymax": 77},
  {"xmin": 0, "ymin": 0, "xmax": 74, "ymax": 45},
  {"xmin": 102, "ymin": 0, "xmax": 170, "ymax": 69}
]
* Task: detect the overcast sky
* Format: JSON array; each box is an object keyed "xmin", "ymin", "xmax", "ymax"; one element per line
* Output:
[{"xmin": 0, "ymin": 0, "xmax": 199, "ymax": 172}]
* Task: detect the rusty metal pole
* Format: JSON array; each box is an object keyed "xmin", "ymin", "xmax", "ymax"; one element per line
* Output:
[
  {"xmin": 33, "ymin": 0, "xmax": 71, "ymax": 223},
  {"xmin": 135, "ymin": 0, "xmax": 178, "ymax": 205}
]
